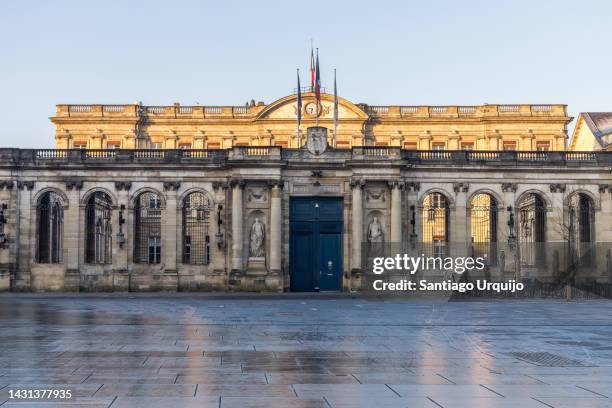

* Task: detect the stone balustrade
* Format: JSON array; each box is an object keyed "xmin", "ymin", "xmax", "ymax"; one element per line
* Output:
[{"xmin": 0, "ymin": 148, "xmax": 610, "ymax": 167}]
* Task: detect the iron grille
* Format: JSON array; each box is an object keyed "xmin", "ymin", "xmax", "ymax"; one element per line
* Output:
[
  {"xmin": 471, "ymin": 193, "xmax": 498, "ymax": 265},
  {"xmin": 36, "ymin": 192, "xmax": 63, "ymax": 263},
  {"xmin": 134, "ymin": 192, "xmax": 162, "ymax": 264},
  {"xmin": 518, "ymin": 194, "xmax": 546, "ymax": 267},
  {"xmin": 85, "ymin": 192, "xmax": 113, "ymax": 264},
  {"xmin": 183, "ymin": 192, "xmax": 211, "ymax": 264},
  {"xmin": 422, "ymin": 193, "xmax": 449, "ymax": 257}
]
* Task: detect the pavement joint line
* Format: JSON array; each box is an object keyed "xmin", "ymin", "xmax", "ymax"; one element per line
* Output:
[
  {"xmin": 576, "ymin": 384, "xmax": 609, "ymax": 398},
  {"xmin": 107, "ymin": 395, "xmax": 118, "ymax": 408},
  {"xmin": 436, "ymin": 373, "xmax": 455, "ymax": 384},
  {"xmin": 385, "ymin": 383, "xmax": 402, "ymax": 397},
  {"xmin": 480, "ymin": 384, "xmax": 505, "ymax": 397},
  {"xmin": 531, "ymin": 397, "xmax": 555, "ymax": 407},
  {"xmin": 426, "ymin": 396, "xmax": 444, "ymax": 407}
]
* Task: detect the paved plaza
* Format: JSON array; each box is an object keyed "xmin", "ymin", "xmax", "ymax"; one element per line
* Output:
[{"xmin": 0, "ymin": 294, "xmax": 611, "ymax": 407}]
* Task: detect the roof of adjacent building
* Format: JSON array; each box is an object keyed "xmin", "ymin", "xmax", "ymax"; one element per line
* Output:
[{"xmin": 582, "ymin": 112, "xmax": 612, "ymax": 147}]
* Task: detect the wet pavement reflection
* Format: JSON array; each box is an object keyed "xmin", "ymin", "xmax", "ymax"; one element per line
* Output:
[{"xmin": 0, "ymin": 294, "xmax": 611, "ymax": 407}]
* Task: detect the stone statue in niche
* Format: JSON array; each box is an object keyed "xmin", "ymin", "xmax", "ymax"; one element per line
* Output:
[
  {"xmin": 249, "ymin": 218, "xmax": 266, "ymax": 258},
  {"xmin": 367, "ymin": 217, "xmax": 384, "ymax": 243}
]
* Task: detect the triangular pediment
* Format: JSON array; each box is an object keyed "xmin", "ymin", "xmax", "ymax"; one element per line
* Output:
[{"xmin": 257, "ymin": 93, "xmax": 369, "ymax": 121}]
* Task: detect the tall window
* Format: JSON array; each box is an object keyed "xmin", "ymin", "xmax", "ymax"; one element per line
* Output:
[
  {"xmin": 518, "ymin": 193, "xmax": 546, "ymax": 266},
  {"xmin": 37, "ymin": 192, "xmax": 64, "ymax": 263},
  {"xmin": 422, "ymin": 193, "xmax": 449, "ymax": 256},
  {"xmin": 470, "ymin": 193, "xmax": 498, "ymax": 264},
  {"xmin": 183, "ymin": 192, "xmax": 212, "ymax": 264},
  {"xmin": 134, "ymin": 192, "xmax": 162, "ymax": 264},
  {"xmin": 85, "ymin": 192, "xmax": 113, "ymax": 264},
  {"xmin": 568, "ymin": 193, "xmax": 594, "ymax": 266}
]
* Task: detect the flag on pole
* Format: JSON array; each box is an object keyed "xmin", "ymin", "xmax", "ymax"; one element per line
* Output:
[
  {"xmin": 333, "ymin": 68, "xmax": 338, "ymax": 148},
  {"xmin": 297, "ymin": 69, "xmax": 302, "ymax": 146},
  {"xmin": 310, "ymin": 47, "xmax": 315, "ymax": 92},
  {"xmin": 314, "ymin": 49, "xmax": 321, "ymax": 103}
]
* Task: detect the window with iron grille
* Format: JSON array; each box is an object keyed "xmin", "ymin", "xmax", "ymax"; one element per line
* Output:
[
  {"xmin": 182, "ymin": 192, "xmax": 212, "ymax": 264},
  {"xmin": 518, "ymin": 193, "xmax": 546, "ymax": 266},
  {"xmin": 36, "ymin": 191, "xmax": 64, "ymax": 263},
  {"xmin": 134, "ymin": 192, "xmax": 162, "ymax": 264},
  {"xmin": 85, "ymin": 192, "xmax": 113, "ymax": 264},
  {"xmin": 422, "ymin": 193, "xmax": 449, "ymax": 257},
  {"xmin": 568, "ymin": 193, "xmax": 594, "ymax": 267},
  {"xmin": 470, "ymin": 193, "xmax": 498, "ymax": 265}
]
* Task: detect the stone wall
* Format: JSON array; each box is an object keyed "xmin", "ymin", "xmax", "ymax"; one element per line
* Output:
[{"xmin": 0, "ymin": 147, "xmax": 611, "ymax": 292}]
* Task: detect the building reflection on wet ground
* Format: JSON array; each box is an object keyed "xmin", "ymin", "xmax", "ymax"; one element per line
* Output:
[{"xmin": 0, "ymin": 294, "xmax": 611, "ymax": 407}]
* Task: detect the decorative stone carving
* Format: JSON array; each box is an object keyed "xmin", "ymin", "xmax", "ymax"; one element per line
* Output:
[
  {"xmin": 367, "ymin": 217, "xmax": 384, "ymax": 243},
  {"xmin": 247, "ymin": 187, "xmax": 268, "ymax": 203},
  {"xmin": 599, "ymin": 184, "xmax": 611, "ymax": 193},
  {"xmin": 306, "ymin": 126, "xmax": 328, "ymax": 155},
  {"xmin": 405, "ymin": 182, "xmax": 420, "ymax": 192},
  {"xmin": 453, "ymin": 182, "xmax": 469, "ymax": 193},
  {"xmin": 114, "ymin": 181, "xmax": 132, "ymax": 191},
  {"xmin": 366, "ymin": 189, "xmax": 386, "ymax": 203},
  {"xmin": 163, "ymin": 181, "xmax": 181, "ymax": 191},
  {"xmin": 0, "ymin": 181, "xmax": 14, "ymax": 190},
  {"xmin": 549, "ymin": 183, "xmax": 566, "ymax": 193},
  {"xmin": 249, "ymin": 218, "xmax": 266, "ymax": 258},
  {"xmin": 16, "ymin": 181, "xmax": 34, "ymax": 190},
  {"xmin": 388, "ymin": 180, "xmax": 405, "ymax": 190},
  {"xmin": 65, "ymin": 179, "xmax": 83, "ymax": 190},
  {"xmin": 212, "ymin": 181, "xmax": 229, "ymax": 191},
  {"xmin": 501, "ymin": 183, "xmax": 518, "ymax": 193},
  {"xmin": 349, "ymin": 178, "xmax": 365, "ymax": 189},
  {"xmin": 229, "ymin": 178, "xmax": 245, "ymax": 188}
]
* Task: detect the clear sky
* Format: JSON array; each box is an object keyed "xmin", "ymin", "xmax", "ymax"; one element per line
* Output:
[{"xmin": 1, "ymin": 0, "xmax": 610, "ymax": 148}]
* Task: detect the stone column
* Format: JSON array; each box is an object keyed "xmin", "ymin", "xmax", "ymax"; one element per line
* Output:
[
  {"xmin": 350, "ymin": 179, "xmax": 364, "ymax": 272},
  {"xmin": 405, "ymin": 182, "xmax": 420, "ymax": 245},
  {"xmin": 162, "ymin": 182, "xmax": 180, "ymax": 273},
  {"xmin": 597, "ymin": 185, "xmax": 612, "ymax": 242},
  {"xmin": 113, "ymin": 182, "xmax": 131, "ymax": 274},
  {"xmin": 15, "ymin": 181, "xmax": 34, "ymax": 289},
  {"xmin": 231, "ymin": 179, "xmax": 244, "ymax": 273},
  {"xmin": 389, "ymin": 180, "xmax": 403, "ymax": 242},
  {"xmin": 269, "ymin": 182, "xmax": 282, "ymax": 273},
  {"xmin": 547, "ymin": 184, "xmax": 566, "ymax": 242},
  {"xmin": 64, "ymin": 179, "xmax": 83, "ymax": 291},
  {"xmin": 451, "ymin": 183, "xmax": 469, "ymax": 248}
]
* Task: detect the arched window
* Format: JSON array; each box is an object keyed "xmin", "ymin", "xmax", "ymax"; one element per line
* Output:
[
  {"xmin": 518, "ymin": 193, "xmax": 546, "ymax": 266},
  {"xmin": 37, "ymin": 191, "xmax": 64, "ymax": 263},
  {"xmin": 134, "ymin": 192, "xmax": 162, "ymax": 264},
  {"xmin": 568, "ymin": 193, "xmax": 594, "ymax": 266},
  {"xmin": 422, "ymin": 192, "xmax": 449, "ymax": 256},
  {"xmin": 85, "ymin": 192, "xmax": 112, "ymax": 264},
  {"xmin": 183, "ymin": 192, "xmax": 212, "ymax": 265},
  {"xmin": 470, "ymin": 193, "xmax": 498, "ymax": 264}
]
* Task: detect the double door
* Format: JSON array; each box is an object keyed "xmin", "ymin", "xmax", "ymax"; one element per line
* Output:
[{"xmin": 289, "ymin": 197, "xmax": 343, "ymax": 292}]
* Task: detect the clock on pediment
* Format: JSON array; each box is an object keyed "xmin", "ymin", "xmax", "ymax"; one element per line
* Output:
[{"xmin": 304, "ymin": 102, "xmax": 322, "ymax": 118}]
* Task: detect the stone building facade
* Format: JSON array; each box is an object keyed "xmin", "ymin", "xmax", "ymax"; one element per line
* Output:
[
  {"xmin": 1, "ymin": 134, "xmax": 612, "ymax": 292},
  {"xmin": 51, "ymin": 93, "xmax": 571, "ymax": 151}
]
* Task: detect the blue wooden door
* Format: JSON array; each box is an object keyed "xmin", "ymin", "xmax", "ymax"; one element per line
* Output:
[{"xmin": 290, "ymin": 197, "xmax": 343, "ymax": 292}]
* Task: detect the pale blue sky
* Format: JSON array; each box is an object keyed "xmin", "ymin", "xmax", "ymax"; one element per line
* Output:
[{"xmin": 1, "ymin": 0, "xmax": 610, "ymax": 147}]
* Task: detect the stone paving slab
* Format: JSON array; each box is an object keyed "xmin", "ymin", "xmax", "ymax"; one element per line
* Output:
[{"xmin": 0, "ymin": 295, "xmax": 611, "ymax": 407}]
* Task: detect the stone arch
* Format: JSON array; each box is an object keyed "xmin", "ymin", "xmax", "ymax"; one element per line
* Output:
[
  {"xmin": 32, "ymin": 187, "xmax": 69, "ymax": 208},
  {"xmin": 564, "ymin": 189, "xmax": 599, "ymax": 211},
  {"xmin": 418, "ymin": 188, "xmax": 455, "ymax": 208},
  {"xmin": 467, "ymin": 188, "xmax": 504, "ymax": 210},
  {"xmin": 515, "ymin": 188, "xmax": 552, "ymax": 210},
  {"xmin": 178, "ymin": 187, "xmax": 215, "ymax": 209},
  {"xmin": 129, "ymin": 187, "xmax": 166, "ymax": 209},
  {"xmin": 80, "ymin": 187, "xmax": 117, "ymax": 207}
]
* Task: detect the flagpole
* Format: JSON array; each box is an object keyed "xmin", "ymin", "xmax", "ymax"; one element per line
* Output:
[
  {"xmin": 333, "ymin": 68, "xmax": 337, "ymax": 148},
  {"xmin": 296, "ymin": 68, "xmax": 302, "ymax": 148}
]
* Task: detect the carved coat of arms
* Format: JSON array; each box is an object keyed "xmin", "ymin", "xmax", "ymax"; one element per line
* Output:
[{"xmin": 306, "ymin": 126, "xmax": 328, "ymax": 155}]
